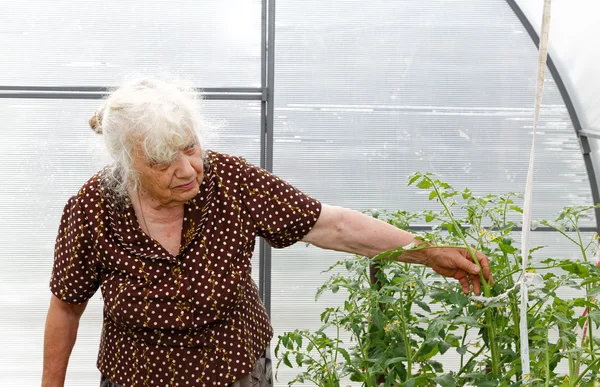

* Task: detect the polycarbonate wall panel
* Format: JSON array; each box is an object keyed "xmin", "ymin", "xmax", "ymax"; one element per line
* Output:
[
  {"xmin": 0, "ymin": 98, "xmax": 261, "ymax": 386},
  {"xmin": 515, "ymin": 0, "xmax": 600, "ymax": 131},
  {"xmin": 0, "ymin": 0, "xmax": 262, "ymax": 87},
  {"xmin": 271, "ymin": 0, "xmax": 593, "ymax": 384}
]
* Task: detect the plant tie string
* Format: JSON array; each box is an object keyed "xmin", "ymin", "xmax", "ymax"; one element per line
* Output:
[
  {"xmin": 470, "ymin": 272, "xmax": 544, "ymax": 304},
  {"xmin": 519, "ymin": 1, "xmax": 551, "ymax": 382}
]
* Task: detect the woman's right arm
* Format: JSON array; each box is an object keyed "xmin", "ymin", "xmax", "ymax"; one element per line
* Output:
[{"xmin": 42, "ymin": 295, "xmax": 88, "ymax": 387}]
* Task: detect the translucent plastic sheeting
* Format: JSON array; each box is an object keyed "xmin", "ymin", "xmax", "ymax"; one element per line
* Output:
[
  {"xmin": 0, "ymin": 0, "xmax": 262, "ymax": 87},
  {"xmin": 271, "ymin": 0, "xmax": 594, "ymax": 384},
  {"xmin": 515, "ymin": 0, "xmax": 600, "ymax": 132},
  {"xmin": 0, "ymin": 98, "xmax": 261, "ymax": 386}
]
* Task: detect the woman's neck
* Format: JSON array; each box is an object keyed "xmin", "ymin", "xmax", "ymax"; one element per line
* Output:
[{"xmin": 131, "ymin": 188, "xmax": 185, "ymax": 224}]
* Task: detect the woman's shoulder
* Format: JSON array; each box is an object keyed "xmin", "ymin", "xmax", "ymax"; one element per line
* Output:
[
  {"xmin": 57, "ymin": 169, "xmax": 110, "ymax": 223},
  {"xmin": 64, "ymin": 168, "xmax": 115, "ymax": 211},
  {"xmin": 205, "ymin": 149, "xmax": 249, "ymax": 169},
  {"xmin": 77, "ymin": 170, "xmax": 105, "ymax": 195}
]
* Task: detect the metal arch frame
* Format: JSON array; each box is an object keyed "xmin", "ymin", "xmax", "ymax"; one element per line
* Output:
[{"xmin": 505, "ymin": 0, "xmax": 600, "ymax": 232}]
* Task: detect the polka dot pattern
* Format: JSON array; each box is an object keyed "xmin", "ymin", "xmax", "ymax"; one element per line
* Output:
[{"xmin": 49, "ymin": 151, "xmax": 322, "ymax": 386}]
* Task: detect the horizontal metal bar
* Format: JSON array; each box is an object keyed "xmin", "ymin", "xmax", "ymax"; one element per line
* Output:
[
  {"xmin": 0, "ymin": 91, "xmax": 262, "ymax": 101},
  {"xmin": 0, "ymin": 86, "xmax": 262, "ymax": 93},
  {"xmin": 579, "ymin": 130, "xmax": 600, "ymax": 140},
  {"xmin": 407, "ymin": 225, "xmax": 598, "ymax": 233}
]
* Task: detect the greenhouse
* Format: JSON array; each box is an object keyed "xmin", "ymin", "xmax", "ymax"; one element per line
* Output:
[{"xmin": 2, "ymin": 0, "xmax": 600, "ymax": 385}]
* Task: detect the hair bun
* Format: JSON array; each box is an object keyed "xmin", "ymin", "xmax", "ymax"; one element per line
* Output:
[{"xmin": 89, "ymin": 108, "xmax": 104, "ymax": 134}]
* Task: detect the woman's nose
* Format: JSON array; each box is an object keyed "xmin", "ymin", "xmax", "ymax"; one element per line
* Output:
[{"xmin": 175, "ymin": 154, "xmax": 195, "ymax": 177}]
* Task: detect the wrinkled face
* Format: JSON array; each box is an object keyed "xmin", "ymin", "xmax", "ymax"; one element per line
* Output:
[{"xmin": 131, "ymin": 135, "xmax": 204, "ymax": 207}]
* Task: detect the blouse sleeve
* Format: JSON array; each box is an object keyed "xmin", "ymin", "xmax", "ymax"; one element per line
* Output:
[
  {"xmin": 239, "ymin": 159, "xmax": 322, "ymax": 249},
  {"xmin": 49, "ymin": 195, "xmax": 100, "ymax": 304}
]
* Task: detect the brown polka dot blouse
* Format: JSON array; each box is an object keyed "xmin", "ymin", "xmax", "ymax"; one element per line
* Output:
[{"xmin": 49, "ymin": 151, "xmax": 322, "ymax": 386}]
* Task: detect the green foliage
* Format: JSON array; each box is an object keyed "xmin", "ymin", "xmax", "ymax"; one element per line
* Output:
[{"xmin": 276, "ymin": 173, "xmax": 600, "ymax": 386}]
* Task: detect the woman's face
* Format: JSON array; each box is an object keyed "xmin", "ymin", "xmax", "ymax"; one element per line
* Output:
[{"xmin": 131, "ymin": 136, "xmax": 204, "ymax": 207}]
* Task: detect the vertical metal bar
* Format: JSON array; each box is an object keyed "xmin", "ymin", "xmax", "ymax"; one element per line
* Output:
[
  {"xmin": 262, "ymin": 0, "xmax": 277, "ymax": 318},
  {"xmin": 258, "ymin": 0, "xmax": 268, "ymax": 308}
]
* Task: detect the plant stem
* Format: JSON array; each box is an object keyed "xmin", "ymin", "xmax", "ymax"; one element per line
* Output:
[
  {"xmin": 486, "ymin": 309, "xmax": 500, "ymax": 376},
  {"xmin": 545, "ymin": 329, "xmax": 551, "ymax": 387},
  {"xmin": 303, "ymin": 334, "xmax": 330, "ymax": 376},
  {"xmin": 333, "ymin": 316, "xmax": 340, "ymax": 367},
  {"xmin": 509, "ymin": 293, "xmax": 521, "ymax": 381},
  {"xmin": 573, "ymin": 357, "xmax": 600, "ymax": 386},
  {"xmin": 459, "ymin": 325, "xmax": 468, "ymax": 370},
  {"xmin": 567, "ymin": 346, "xmax": 575, "ymax": 386},
  {"xmin": 394, "ymin": 300, "xmax": 412, "ymax": 379},
  {"xmin": 428, "ymin": 177, "xmax": 490, "ymax": 295},
  {"xmin": 351, "ymin": 299, "xmax": 373, "ymax": 387},
  {"xmin": 573, "ymin": 218, "xmax": 596, "ymax": 364},
  {"xmin": 586, "ymin": 283, "xmax": 596, "ymax": 363},
  {"xmin": 456, "ymin": 345, "xmax": 486, "ymax": 377},
  {"xmin": 427, "ymin": 177, "xmax": 499, "ymax": 375}
]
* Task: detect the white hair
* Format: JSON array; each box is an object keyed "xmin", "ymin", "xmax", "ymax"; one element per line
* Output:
[{"xmin": 89, "ymin": 74, "xmax": 208, "ymax": 199}]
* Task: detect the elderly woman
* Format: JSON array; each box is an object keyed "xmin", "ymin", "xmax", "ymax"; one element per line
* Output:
[{"xmin": 42, "ymin": 77, "xmax": 492, "ymax": 387}]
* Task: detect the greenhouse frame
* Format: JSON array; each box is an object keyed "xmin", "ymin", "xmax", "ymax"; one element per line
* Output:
[{"xmin": 2, "ymin": 0, "xmax": 600, "ymax": 385}]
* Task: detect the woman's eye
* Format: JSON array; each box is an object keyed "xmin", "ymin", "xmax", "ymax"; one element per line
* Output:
[
  {"xmin": 184, "ymin": 143, "xmax": 196, "ymax": 154},
  {"xmin": 150, "ymin": 161, "xmax": 170, "ymax": 171}
]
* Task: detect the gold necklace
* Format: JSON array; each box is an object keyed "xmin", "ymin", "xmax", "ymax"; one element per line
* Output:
[{"xmin": 137, "ymin": 190, "xmax": 152, "ymax": 238}]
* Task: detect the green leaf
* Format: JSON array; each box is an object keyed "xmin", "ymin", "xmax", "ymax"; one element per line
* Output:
[
  {"xmin": 498, "ymin": 242, "xmax": 517, "ymax": 254},
  {"xmin": 430, "ymin": 360, "xmax": 444, "ymax": 373},
  {"xmin": 590, "ymin": 310, "xmax": 600, "ymax": 327},
  {"xmin": 281, "ymin": 335, "xmax": 290, "ymax": 348},
  {"xmin": 433, "ymin": 373, "xmax": 456, "ymax": 387},
  {"xmin": 510, "ymin": 205, "xmax": 523, "ymax": 214},
  {"xmin": 415, "ymin": 300, "xmax": 432, "ymax": 313},
  {"xmin": 295, "ymin": 353, "xmax": 304, "ymax": 367},
  {"xmin": 306, "ymin": 342, "xmax": 314, "ymax": 352},
  {"xmin": 415, "ymin": 340, "xmax": 439, "ymax": 360},
  {"xmin": 429, "ymin": 191, "xmax": 437, "ymax": 201},
  {"xmin": 384, "ymin": 357, "xmax": 405, "ymax": 367},
  {"xmin": 349, "ymin": 371, "xmax": 366, "ymax": 382},
  {"xmin": 315, "ymin": 284, "xmax": 327, "ymax": 301},
  {"xmin": 379, "ymin": 295, "xmax": 397, "ymax": 304},
  {"xmin": 427, "ymin": 318, "xmax": 445, "ymax": 340},
  {"xmin": 560, "ymin": 261, "xmax": 590, "ymax": 278},
  {"xmin": 408, "ymin": 174, "xmax": 421, "ymax": 186},
  {"xmin": 417, "ymin": 179, "xmax": 433, "ymax": 189},
  {"xmin": 283, "ymin": 353, "xmax": 293, "ymax": 368},
  {"xmin": 295, "ymin": 334, "xmax": 302, "ymax": 348},
  {"xmin": 337, "ymin": 347, "xmax": 352, "ymax": 365},
  {"xmin": 529, "ymin": 245, "xmax": 545, "ymax": 254},
  {"xmin": 456, "ymin": 346, "xmax": 468, "ymax": 355},
  {"xmin": 588, "ymin": 287, "xmax": 600, "ymax": 297},
  {"xmin": 438, "ymin": 340, "xmax": 451, "ymax": 355},
  {"xmin": 449, "ymin": 292, "xmax": 469, "ymax": 307},
  {"xmin": 372, "ymin": 309, "xmax": 384, "ymax": 330},
  {"xmin": 454, "ymin": 316, "xmax": 479, "ymax": 327}
]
